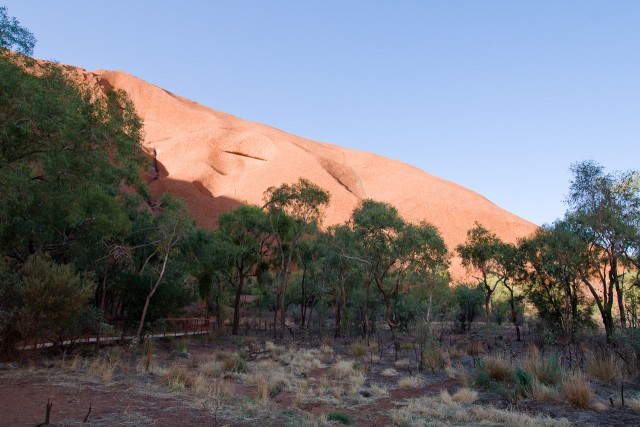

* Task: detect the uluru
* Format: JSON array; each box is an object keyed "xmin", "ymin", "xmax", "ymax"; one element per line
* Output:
[{"xmin": 86, "ymin": 69, "xmax": 537, "ymax": 278}]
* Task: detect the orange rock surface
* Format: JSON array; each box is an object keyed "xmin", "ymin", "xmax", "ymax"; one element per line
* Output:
[{"xmin": 91, "ymin": 70, "xmax": 536, "ymax": 279}]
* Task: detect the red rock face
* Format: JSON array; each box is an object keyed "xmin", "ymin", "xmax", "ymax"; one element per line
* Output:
[{"xmin": 94, "ymin": 70, "xmax": 537, "ymax": 279}]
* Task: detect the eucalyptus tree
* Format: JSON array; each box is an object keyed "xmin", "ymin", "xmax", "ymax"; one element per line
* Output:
[
  {"xmin": 567, "ymin": 161, "xmax": 640, "ymax": 334},
  {"xmin": 263, "ymin": 179, "xmax": 330, "ymax": 341},
  {"xmin": 351, "ymin": 199, "xmax": 428, "ymax": 344},
  {"xmin": 294, "ymin": 228, "xmax": 324, "ymax": 330},
  {"xmin": 0, "ymin": 6, "xmax": 36, "ymax": 55},
  {"xmin": 456, "ymin": 223, "xmax": 504, "ymax": 322},
  {"xmin": 494, "ymin": 242, "xmax": 524, "ymax": 340},
  {"xmin": 518, "ymin": 221, "xmax": 593, "ymax": 342},
  {"xmin": 135, "ymin": 196, "xmax": 196, "ymax": 340},
  {"xmin": 0, "ymin": 54, "xmax": 145, "ymax": 267},
  {"xmin": 317, "ymin": 224, "xmax": 365, "ymax": 337},
  {"xmin": 404, "ymin": 221, "xmax": 450, "ymax": 325},
  {"xmin": 214, "ymin": 204, "xmax": 274, "ymax": 335}
]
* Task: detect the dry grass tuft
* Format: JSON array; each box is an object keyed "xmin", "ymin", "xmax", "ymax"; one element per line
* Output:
[
  {"xmin": 585, "ymin": 352, "xmax": 622, "ymax": 382},
  {"xmin": 529, "ymin": 380, "xmax": 560, "ymax": 403},
  {"xmin": 381, "ymin": 367, "xmax": 399, "ymax": 377},
  {"xmin": 446, "ymin": 346, "xmax": 465, "ymax": 360},
  {"xmin": 320, "ymin": 344, "xmax": 334, "ymax": 361},
  {"xmin": 398, "ymin": 375, "xmax": 426, "ymax": 389},
  {"xmin": 390, "ymin": 395, "xmax": 570, "ymax": 427},
  {"xmin": 329, "ymin": 360, "xmax": 357, "ymax": 380},
  {"xmin": 422, "ymin": 347, "xmax": 446, "ymax": 371},
  {"xmin": 265, "ymin": 340, "xmax": 285, "ymax": 356},
  {"xmin": 562, "ymin": 371, "xmax": 593, "ymax": 408},
  {"xmin": 483, "ymin": 355, "xmax": 514, "ymax": 383},
  {"xmin": 161, "ymin": 366, "xmax": 193, "ymax": 390},
  {"xmin": 451, "ymin": 387, "xmax": 478, "ymax": 403},
  {"xmin": 466, "ymin": 341, "xmax": 484, "ymax": 358},
  {"xmin": 351, "ymin": 339, "xmax": 369, "ymax": 359},
  {"xmin": 368, "ymin": 384, "xmax": 389, "ymax": 398},
  {"xmin": 395, "ymin": 358, "xmax": 413, "ymax": 371},
  {"xmin": 522, "ymin": 346, "xmax": 561, "ymax": 386},
  {"xmin": 439, "ymin": 390, "xmax": 453, "ymax": 403}
]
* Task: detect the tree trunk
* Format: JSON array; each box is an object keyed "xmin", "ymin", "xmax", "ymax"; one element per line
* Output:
[
  {"xmin": 484, "ymin": 284, "xmax": 493, "ymax": 322},
  {"xmin": 301, "ymin": 267, "xmax": 307, "ymax": 328},
  {"xmin": 232, "ymin": 272, "xmax": 245, "ymax": 335},
  {"xmin": 507, "ymin": 285, "xmax": 521, "ymax": 342},
  {"xmin": 137, "ymin": 251, "xmax": 170, "ymax": 341},
  {"xmin": 611, "ymin": 256, "xmax": 627, "ymax": 329},
  {"xmin": 278, "ymin": 250, "xmax": 294, "ymax": 341},
  {"xmin": 95, "ymin": 265, "xmax": 108, "ymax": 353},
  {"xmin": 364, "ymin": 277, "xmax": 371, "ymax": 343}
]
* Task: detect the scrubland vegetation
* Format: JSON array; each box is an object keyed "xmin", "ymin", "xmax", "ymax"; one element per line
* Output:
[{"xmin": 1, "ymin": 6, "xmax": 640, "ymax": 426}]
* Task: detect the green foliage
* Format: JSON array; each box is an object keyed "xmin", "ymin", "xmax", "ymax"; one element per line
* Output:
[
  {"xmin": 0, "ymin": 53, "xmax": 146, "ymax": 267},
  {"xmin": 15, "ymin": 254, "xmax": 96, "ymax": 345},
  {"xmin": 515, "ymin": 366, "xmax": 533, "ymax": 394},
  {"xmin": 452, "ymin": 284, "xmax": 484, "ymax": 332},
  {"xmin": 0, "ymin": 6, "xmax": 36, "ymax": 55},
  {"xmin": 327, "ymin": 412, "xmax": 351, "ymax": 425},
  {"xmin": 565, "ymin": 160, "xmax": 640, "ymax": 338},
  {"xmin": 519, "ymin": 223, "xmax": 596, "ymax": 342}
]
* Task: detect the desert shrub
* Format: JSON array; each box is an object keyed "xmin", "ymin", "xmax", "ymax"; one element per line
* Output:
[
  {"xmin": 562, "ymin": 371, "xmax": 593, "ymax": 408},
  {"xmin": 15, "ymin": 255, "xmax": 96, "ymax": 346}
]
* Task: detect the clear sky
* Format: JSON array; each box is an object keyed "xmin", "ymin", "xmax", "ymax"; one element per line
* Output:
[{"xmin": 4, "ymin": 1, "xmax": 639, "ymax": 226}]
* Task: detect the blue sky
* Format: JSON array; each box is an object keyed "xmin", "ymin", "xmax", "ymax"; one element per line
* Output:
[{"xmin": 5, "ymin": 1, "xmax": 639, "ymax": 225}]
